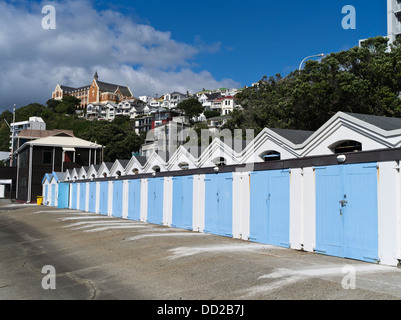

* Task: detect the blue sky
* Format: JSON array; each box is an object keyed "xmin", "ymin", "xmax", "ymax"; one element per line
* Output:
[
  {"xmin": 0, "ymin": 0, "xmax": 388, "ymax": 111},
  {"xmin": 94, "ymin": 0, "xmax": 387, "ymax": 84}
]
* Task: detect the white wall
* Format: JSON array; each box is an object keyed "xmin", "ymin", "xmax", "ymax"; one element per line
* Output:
[{"xmin": 377, "ymin": 161, "xmax": 401, "ymax": 266}]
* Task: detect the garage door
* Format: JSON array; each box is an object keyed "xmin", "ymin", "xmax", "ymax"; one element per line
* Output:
[
  {"xmin": 79, "ymin": 183, "xmax": 86, "ymax": 211},
  {"xmin": 71, "ymin": 183, "xmax": 77, "ymax": 210},
  {"xmin": 249, "ymin": 169, "xmax": 290, "ymax": 248},
  {"xmin": 315, "ymin": 163, "xmax": 379, "ymax": 263},
  {"xmin": 112, "ymin": 180, "xmax": 123, "ymax": 218},
  {"xmin": 99, "ymin": 181, "xmax": 109, "ymax": 216},
  {"xmin": 172, "ymin": 176, "xmax": 193, "ymax": 230},
  {"xmin": 57, "ymin": 183, "xmax": 70, "ymax": 209},
  {"xmin": 88, "ymin": 182, "xmax": 96, "ymax": 213},
  {"xmin": 204, "ymin": 172, "xmax": 233, "ymax": 237},
  {"xmin": 127, "ymin": 180, "xmax": 141, "ymax": 221},
  {"xmin": 147, "ymin": 178, "xmax": 164, "ymax": 225}
]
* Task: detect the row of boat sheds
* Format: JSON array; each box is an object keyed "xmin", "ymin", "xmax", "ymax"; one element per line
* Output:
[{"xmin": 42, "ymin": 111, "xmax": 401, "ymax": 267}]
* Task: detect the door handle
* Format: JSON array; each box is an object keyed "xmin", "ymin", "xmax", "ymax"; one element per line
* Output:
[{"xmin": 339, "ymin": 200, "xmax": 348, "ymax": 207}]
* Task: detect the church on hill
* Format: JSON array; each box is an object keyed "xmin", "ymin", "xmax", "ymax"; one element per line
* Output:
[{"xmin": 51, "ymin": 72, "xmax": 134, "ymax": 109}]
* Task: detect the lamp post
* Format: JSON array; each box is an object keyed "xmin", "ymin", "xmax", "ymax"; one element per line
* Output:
[{"xmin": 298, "ymin": 53, "xmax": 325, "ymax": 72}]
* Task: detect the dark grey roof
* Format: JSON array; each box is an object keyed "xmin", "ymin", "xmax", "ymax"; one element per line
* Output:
[
  {"xmin": 60, "ymin": 85, "xmax": 76, "ymax": 92},
  {"xmin": 97, "ymin": 81, "xmax": 131, "ymax": 97},
  {"xmin": 345, "ymin": 112, "xmax": 401, "ymax": 131},
  {"xmin": 116, "ymin": 159, "xmax": 130, "ymax": 168},
  {"xmin": 270, "ymin": 128, "xmax": 315, "ymax": 144},
  {"xmin": 135, "ymin": 155, "xmax": 148, "ymax": 166},
  {"xmin": 205, "ymin": 92, "xmax": 222, "ymax": 100},
  {"xmin": 103, "ymin": 162, "xmax": 114, "ymax": 170}
]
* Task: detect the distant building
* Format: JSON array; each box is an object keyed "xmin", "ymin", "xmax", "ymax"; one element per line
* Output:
[
  {"xmin": 52, "ymin": 72, "xmax": 134, "ymax": 109},
  {"xmin": 388, "ymin": 0, "xmax": 401, "ymax": 44},
  {"xmin": 15, "ymin": 135, "xmax": 103, "ymax": 203},
  {"xmin": 8, "ymin": 116, "xmax": 46, "ymax": 166}
]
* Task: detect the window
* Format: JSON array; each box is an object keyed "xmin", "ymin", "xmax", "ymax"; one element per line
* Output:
[
  {"xmin": 152, "ymin": 165, "xmax": 161, "ymax": 173},
  {"xmin": 259, "ymin": 151, "xmax": 281, "ymax": 162},
  {"xmin": 43, "ymin": 149, "xmax": 52, "ymax": 165},
  {"xmin": 178, "ymin": 162, "xmax": 189, "ymax": 170},
  {"xmin": 212, "ymin": 157, "xmax": 226, "ymax": 166},
  {"xmin": 332, "ymin": 140, "xmax": 362, "ymax": 154}
]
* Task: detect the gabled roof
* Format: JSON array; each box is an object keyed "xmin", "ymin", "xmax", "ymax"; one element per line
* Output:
[
  {"xmin": 110, "ymin": 159, "xmax": 130, "ymax": 176},
  {"xmin": 97, "ymin": 162, "xmax": 114, "ymax": 177},
  {"xmin": 87, "ymin": 164, "xmax": 101, "ymax": 179},
  {"xmin": 16, "ymin": 136, "xmax": 103, "ymax": 153},
  {"xmin": 97, "ymin": 81, "xmax": 132, "ymax": 97},
  {"xmin": 63, "ymin": 169, "xmax": 72, "ymax": 181},
  {"xmin": 78, "ymin": 166, "xmax": 90, "ymax": 179},
  {"xmin": 50, "ymin": 172, "xmax": 64, "ymax": 183},
  {"xmin": 344, "ymin": 112, "xmax": 401, "ymax": 131},
  {"xmin": 269, "ymin": 128, "xmax": 315, "ymax": 144},
  {"xmin": 71, "ymin": 168, "xmax": 79, "ymax": 180},
  {"xmin": 42, "ymin": 173, "xmax": 51, "ymax": 184}
]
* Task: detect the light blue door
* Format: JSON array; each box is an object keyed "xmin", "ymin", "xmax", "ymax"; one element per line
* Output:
[
  {"xmin": 99, "ymin": 181, "xmax": 109, "ymax": 215},
  {"xmin": 172, "ymin": 176, "xmax": 193, "ymax": 230},
  {"xmin": 204, "ymin": 172, "xmax": 233, "ymax": 237},
  {"xmin": 147, "ymin": 178, "xmax": 164, "ymax": 225},
  {"xmin": 71, "ymin": 183, "xmax": 77, "ymax": 209},
  {"xmin": 88, "ymin": 182, "xmax": 96, "ymax": 213},
  {"xmin": 315, "ymin": 163, "xmax": 379, "ymax": 263},
  {"xmin": 112, "ymin": 180, "xmax": 123, "ymax": 218},
  {"xmin": 51, "ymin": 184, "xmax": 56, "ymax": 207},
  {"xmin": 249, "ymin": 169, "xmax": 290, "ymax": 248},
  {"xmin": 79, "ymin": 183, "xmax": 86, "ymax": 211},
  {"xmin": 127, "ymin": 180, "xmax": 141, "ymax": 221},
  {"xmin": 58, "ymin": 183, "xmax": 70, "ymax": 209},
  {"xmin": 44, "ymin": 185, "xmax": 48, "ymax": 205}
]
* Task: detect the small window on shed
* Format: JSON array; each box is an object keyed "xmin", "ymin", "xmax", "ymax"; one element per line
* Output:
[
  {"xmin": 259, "ymin": 151, "xmax": 281, "ymax": 162},
  {"xmin": 116, "ymin": 170, "xmax": 122, "ymax": 177},
  {"xmin": 132, "ymin": 168, "xmax": 139, "ymax": 175},
  {"xmin": 212, "ymin": 157, "xmax": 226, "ymax": 166},
  {"xmin": 152, "ymin": 165, "xmax": 161, "ymax": 173},
  {"xmin": 332, "ymin": 140, "xmax": 362, "ymax": 154},
  {"xmin": 178, "ymin": 162, "xmax": 189, "ymax": 170}
]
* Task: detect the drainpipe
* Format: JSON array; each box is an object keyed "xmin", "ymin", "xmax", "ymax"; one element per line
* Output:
[{"xmin": 27, "ymin": 145, "xmax": 33, "ymax": 203}]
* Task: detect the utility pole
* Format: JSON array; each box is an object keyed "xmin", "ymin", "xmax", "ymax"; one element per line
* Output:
[{"xmin": 10, "ymin": 104, "xmax": 16, "ymax": 167}]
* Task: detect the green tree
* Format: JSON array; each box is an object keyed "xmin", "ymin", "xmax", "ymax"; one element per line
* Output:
[
  {"xmin": 203, "ymin": 110, "xmax": 221, "ymax": 119},
  {"xmin": 177, "ymin": 98, "xmax": 204, "ymax": 121},
  {"xmin": 55, "ymin": 96, "xmax": 81, "ymax": 114},
  {"xmin": 228, "ymin": 36, "xmax": 401, "ymax": 133}
]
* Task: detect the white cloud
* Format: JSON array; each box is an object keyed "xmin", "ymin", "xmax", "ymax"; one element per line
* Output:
[{"xmin": 0, "ymin": 0, "xmax": 240, "ymax": 110}]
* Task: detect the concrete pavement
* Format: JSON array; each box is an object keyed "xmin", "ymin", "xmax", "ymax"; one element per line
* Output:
[{"xmin": 0, "ymin": 201, "xmax": 400, "ymax": 301}]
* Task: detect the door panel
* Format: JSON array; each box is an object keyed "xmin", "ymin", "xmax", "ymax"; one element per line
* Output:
[
  {"xmin": 99, "ymin": 181, "xmax": 108, "ymax": 215},
  {"xmin": 315, "ymin": 163, "xmax": 379, "ymax": 263},
  {"xmin": 147, "ymin": 178, "xmax": 164, "ymax": 225},
  {"xmin": 112, "ymin": 181, "xmax": 123, "ymax": 218},
  {"xmin": 57, "ymin": 183, "xmax": 70, "ymax": 209},
  {"xmin": 88, "ymin": 182, "xmax": 96, "ymax": 213},
  {"xmin": 79, "ymin": 183, "xmax": 86, "ymax": 211},
  {"xmin": 127, "ymin": 180, "xmax": 141, "ymax": 221},
  {"xmin": 250, "ymin": 170, "xmax": 290, "ymax": 248},
  {"xmin": 204, "ymin": 173, "xmax": 233, "ymax": 237},
  {"xmin": 172, "ymin": 176, "xmax": 193, "ymax": 230}
]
